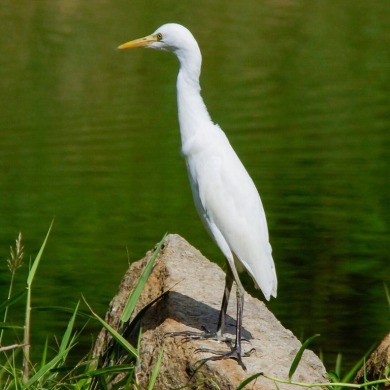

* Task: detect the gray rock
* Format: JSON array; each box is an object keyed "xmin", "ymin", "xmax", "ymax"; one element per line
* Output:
[
  {"xmin": 93, "ymin": 234, "xmax": 327, "ymax": 389},
  {"xmin": 355, "ymin": 332, "xmax": 390, "ymax": 386}
]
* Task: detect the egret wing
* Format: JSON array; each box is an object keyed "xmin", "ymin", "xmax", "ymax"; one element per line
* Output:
[{"xmin": 185, "ymin": 125, "xmax": 277, "ymax": 300}]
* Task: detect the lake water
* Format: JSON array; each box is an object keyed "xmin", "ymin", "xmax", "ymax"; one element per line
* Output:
[{"xmin": 0, "ymin": 0, "xmax": 389, "ymax": 371}]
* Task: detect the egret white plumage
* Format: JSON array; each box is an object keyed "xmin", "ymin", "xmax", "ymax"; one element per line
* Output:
[{"xmin": 119, "ymin": 23, "xmax": 277, "ymax": 369}]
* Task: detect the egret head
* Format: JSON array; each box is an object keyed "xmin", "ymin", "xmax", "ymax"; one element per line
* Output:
[{"xmin": 118, "ymin": 23, "xmax": 202, "ymax": 71}]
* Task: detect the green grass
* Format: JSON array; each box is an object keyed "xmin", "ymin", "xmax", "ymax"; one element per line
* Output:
[
  {"xmin": 0, "ymin": 224, "xmax": 389, "ymax": 389},
  {"xmin": 0, "ymin": 224, "xmax": 165, "ymax": 389}
]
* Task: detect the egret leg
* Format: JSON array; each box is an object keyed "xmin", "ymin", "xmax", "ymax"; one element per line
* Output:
[
  {"xmin": 216, "ymin": 265, "xmax": 234, "ymax": 338},
  {"xmin": 234, "ymin": 280, "xmax": 245, "ymax": 362},
  {"xmin": 169, "ymin": 261, "xmax": 254, "ymax": 369},
  {"xmin": 194, "ymin": 262, "xmax": 254, "ymax": 370},
  {"xmin": 169, "ymin": 266, "xmax": 234, "ymax": 343}
]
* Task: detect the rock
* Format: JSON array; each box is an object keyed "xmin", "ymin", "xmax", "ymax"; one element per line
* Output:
[
  {"xmin": 93, "ymin": 234, "xmax": 327, "ymax": 389},
  {"xmin": 355, "ymin": 332, "xmax": 390, "ymax": 387}
]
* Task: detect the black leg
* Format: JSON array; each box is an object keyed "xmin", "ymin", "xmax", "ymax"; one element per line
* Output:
[
  {"xmin": 193, "ymin": 262, "xmax": 254, "ymax": 370},
  {"xmin": 168, "ymin": 264, "xmax": 234, "ymax": 343},
  {"xmin": 216, "ymin": 265, "xmax": 234, "ymax": 337},
  {"xmin": 233, "ymin": 279, "xmax": 245, "ymax": 364},
  {"xmin": 169, "ymin": 259, "xmax": 254, "ymax": 370}
]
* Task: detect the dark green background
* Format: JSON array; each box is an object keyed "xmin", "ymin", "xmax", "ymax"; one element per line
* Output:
[{"xmin": 0, "ymin": 0, "xmax": 388, "ymax": 369}]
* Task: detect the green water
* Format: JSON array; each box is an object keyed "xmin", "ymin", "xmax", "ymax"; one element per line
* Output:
[{"xmin": 0, "ymin": 0, "xmax": 389, "ymax": 370}]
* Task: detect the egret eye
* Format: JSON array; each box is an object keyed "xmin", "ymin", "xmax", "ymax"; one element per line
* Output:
[{"xmin": 156, "ymin": 33, "xmax": 163, "ymax": 41}]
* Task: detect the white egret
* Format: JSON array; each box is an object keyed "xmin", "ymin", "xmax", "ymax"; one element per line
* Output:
[{"xmin": 119, "ymin": 23, "xmax": 277, "ymax": 369}]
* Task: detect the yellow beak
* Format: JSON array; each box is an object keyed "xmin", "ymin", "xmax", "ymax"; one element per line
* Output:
[{"xmin": 118, "ymin": 34, "xmax": 157, "ymax": 50}]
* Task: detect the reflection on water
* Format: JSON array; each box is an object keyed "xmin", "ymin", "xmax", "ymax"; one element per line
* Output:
[{"xmin": 0, "ymin": 0, "xmax": 388, "ymax": 369}]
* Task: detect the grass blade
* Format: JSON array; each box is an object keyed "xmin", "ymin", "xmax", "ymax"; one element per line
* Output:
[
  {"xmin": 384, "ymin": 283, "xmax": 390, "ymax": 310},
  {"xmin": 27, "ymin": 220, "xmax": 54, "ymax": 286},
  {"xmin": 121, "ymin": 233, "xmax": 167, "ymax": 324},
  {"xmin": 148, "ymin": 346, "xmax": 164, "ymax": 390},
  {"xmin": 35, "ymin": 305, "xmax": 93, "ymax": 320},
  {"xmin": 75, "ymin": 364, "xmax": 135, "ymax": 379},
  {"xmin": 83, "ymin": 296, "xmax": 138, "ymax": 359},
  {"xmin": 41, "ymin": 337, "xmax": 49, "ymax": 368},
  {"xmin": 236, "ymin": 372, "xmax": 263, "ymax": 390},
  {"xmin": 0, "ymin": 323, "xmax": 24, "ymax": 330},
  {"xmin": 23, "ymin": 220, "xmax": 54, "ymax": 383},
  {"xmin": 59, "ymin": 301, "xmax": 79, "ymax": 355},
  {"xmin": 335, "ymin": 352, "xmax": 342, "ymax": 378},
  {"xmin": 0, "ymin": 290, "xmax": 27, "ymax": 312},
  {"xmin": 341, "ymin": 344, "xmax": 376, "ymax": 384},
  {"xmin": 24, "ymin": 347, "xmax": 71, "ymax": 387},
  {"xmin": 288, "ymin": 334, "xmax": 320, "ymax": 380}
]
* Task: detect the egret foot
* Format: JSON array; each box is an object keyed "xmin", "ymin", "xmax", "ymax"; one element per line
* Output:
[
  {"xmin": 195, "ymin": 346, "xmax": 255, "ymax": 370},
  {"xmin": 168, "ymin": 326, "xmax": 233, "ymax": 344}
]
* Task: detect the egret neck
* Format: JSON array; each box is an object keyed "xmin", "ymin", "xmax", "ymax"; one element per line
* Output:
[{"xmin": 175, "ymin": 45, "xmax": 212, "ymax": 156}]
